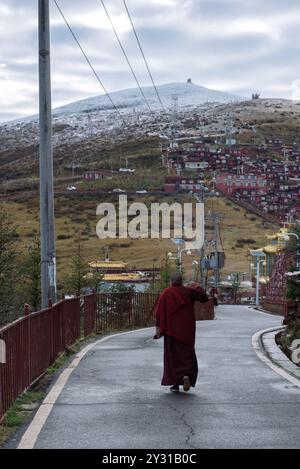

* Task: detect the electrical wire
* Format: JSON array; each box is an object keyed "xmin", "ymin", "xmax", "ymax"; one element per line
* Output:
[
  {"xmin": 53, "ymin": 0, "xmax": 126, "ymax": 125},
  {"xmin": 122, "ymin": 0, "xmax": 166, "ymax": 113},
  {"xmin": 100, "ymin": 0, "xmax": 154, "ymax": 115}
]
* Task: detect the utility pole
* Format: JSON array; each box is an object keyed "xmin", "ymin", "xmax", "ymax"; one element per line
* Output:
[
  {"xmin": 213, "ymin": 213, "xmax": 220, "ymax": 289},
  {"xmin": 170, "ymin": 94, "xmax": 178, "ymax": 151},
  {"xmin": 200, "ymin": 246, "xmax": 205, "ymax": 288},
  {"xmin": 39, "ymin": 0, "xmax": 57, "ymax": 308},
  {"xmin": 231, "ymin": 272, "xmax": 241, "ymax": 304}
]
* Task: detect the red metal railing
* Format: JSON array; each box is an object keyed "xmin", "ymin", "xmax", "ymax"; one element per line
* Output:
[
  {"xmin": 96, "ymin": 293, "xmax": 215, "ymax": 331},
  {"xmin": 263, "ymin": 299, "xmax": 299, "ymax": 320},
  {"xmin": 0, "ymin": 297, "xmax": 81, "ymax": 421},
  {"xmin": 96, "ymin": 292, "xmax": 159, "ymax": 332},
  {"xmin": 194, "ymin": 298, "xmax": 215, "ymax": 320},
  {"xmin": 83, "ymin": 294, "xmax": 96, "ymax": 337}
]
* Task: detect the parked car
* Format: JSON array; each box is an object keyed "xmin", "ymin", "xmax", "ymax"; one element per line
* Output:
[
  {"xmin": 112, "ymin": 188, "xmax": 126, "ymax": 193},
  {"xmin": 136, "ymin": 190, "xmax": 148, "ymax": 194},
  {"xmin": 67, "ymin": 186, "xmax": 77, "ymax": 191}
]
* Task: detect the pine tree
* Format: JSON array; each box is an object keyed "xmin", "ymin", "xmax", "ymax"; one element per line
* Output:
[
  {"xmin": 66, "ymin": 239, "xmax": 89, "ymax": 295},
  {"xmin": 0, "ymin": 205, "xmax": 19, "ymax": 324},
  {"xmin": 147, "ymin": 254, "xmax": 172, "ymax": 293},
  {"xmin": 88, "ymin": 269, "xmax": 104, "ymax": 293},
  {"xmin": 285, "ymin": 227, "xmax": 300, "ymax": 300},
  {"xmin": 21, "ymin": 237, "xmax": 41, "ymax": 311},
  {"xmin": 286, "ymin": 278, "xmax": 300, "ymax": 300}
]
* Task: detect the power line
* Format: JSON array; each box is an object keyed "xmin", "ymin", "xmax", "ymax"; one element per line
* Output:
[
  {"xmin": 122, "ymin": 0, "xmax": 166, "ymax": 113},
  {"xmin": 53, "ymin": 0, "xmax": 126, "ymax": 125},
  {"xmin": 100, "ymin": 0, "xmax": 154, "ymax": 115}
]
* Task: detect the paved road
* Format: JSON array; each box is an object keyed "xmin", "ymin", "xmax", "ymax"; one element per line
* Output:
[{"xmin": 24, "ymin": 306, "xmax": 300, "ymax": 448}]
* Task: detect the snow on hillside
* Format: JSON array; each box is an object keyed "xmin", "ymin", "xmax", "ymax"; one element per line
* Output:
[
  {"xmin": 53, "ymin": 82, "xmax": 243, "ymax": 117},
  {"xmin": 0, "ymin": 82, "xmax": 245, "ymax": 166}
]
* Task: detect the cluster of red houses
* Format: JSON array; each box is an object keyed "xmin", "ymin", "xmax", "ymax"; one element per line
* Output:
[
  {"xmin": 83, "ymin": 170, "xmax": 115, "ymax": 181},
  {"xmin": 165, "ymin": 176, "xmax": 205, "ymax": 193},
  {"xmin": 165, "ymin": 140, "xmax": 300, "ymax": 221}
]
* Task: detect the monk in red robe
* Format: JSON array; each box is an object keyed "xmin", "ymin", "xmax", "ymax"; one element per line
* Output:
[{"xmin": 154, "ymin": 272, "xmax": 208, "ymax": 392}]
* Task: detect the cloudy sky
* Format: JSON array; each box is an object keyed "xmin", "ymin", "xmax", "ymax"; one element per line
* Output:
[{"xmin": 1, "ymin": 0, "xmax": 300, "ymax": 122}]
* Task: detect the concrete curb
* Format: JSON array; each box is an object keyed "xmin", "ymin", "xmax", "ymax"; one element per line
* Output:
[{"xmin": 252, "ymin": 326, "xmax": 300, "ymax": 388}]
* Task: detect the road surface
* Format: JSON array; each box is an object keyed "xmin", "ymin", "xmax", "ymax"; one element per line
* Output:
[{"xmin": 18, "ymin": 305, "xmax": 300, "ymax": 449}]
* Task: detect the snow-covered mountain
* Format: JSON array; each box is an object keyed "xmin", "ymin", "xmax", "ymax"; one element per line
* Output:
[
  {"xmin": 53, "ymin": 81, "xmax": 243, "ymax": 117},
  {"xmin": 0, "ymin": 81, "xmax": 246, "ymax": 180}
]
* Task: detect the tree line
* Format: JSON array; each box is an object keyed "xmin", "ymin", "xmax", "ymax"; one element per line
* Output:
[
  {"xmin": 0, "ymin": 204, "xmax": 103, "ymax": 326},
  {"xmin": 0, "ymin": 202, "xmax": 177, "ymax": 327}
]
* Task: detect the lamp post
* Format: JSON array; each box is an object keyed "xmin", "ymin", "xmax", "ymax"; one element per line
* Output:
[
  {"xmin": 283, "ymin": 233, "xmax": 300, "ymax": 269},
  {"xmin": 192, "ymin": 260, "xmax": 199, "ymax": 282},
  {"xmin": 178, "ymin": 248, "xmax": 192, "ymax": 272},
  {"xmin": 255, "ymin": 259, "xmax": 266, "ymax": 306},
  {"xmin": 250, "ymin": 251, "xmax": 266, "ymax": 306},
  {"xmin": 193, "ymin": 189, "xmax": 220, "ymax": 288},
  {"xmin": 168, "ymin": 248, "xmax": 192, "ymax": 273}
]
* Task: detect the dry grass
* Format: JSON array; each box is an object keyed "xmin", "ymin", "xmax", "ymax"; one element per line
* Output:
[
  {"xmin": 3, "ymin": 192, "xmax": 279, "ymax": 287},
  {"xmin": 203, "ymin": 196, "xmax": 278, "ymax": 275}
]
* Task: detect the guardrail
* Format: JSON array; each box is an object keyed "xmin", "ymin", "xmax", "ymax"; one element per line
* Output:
[
  {"xmin": 194, "ymin": 298, "xmax": 215, "ymax": 320},
  {"xmin": 96, "ymin": 292, "xmax": 159, "ymax": 332},
  {"xmin": 263, "ymin": 299, "xmax": 299, "ymax": 321},
  {"xmin": 0, "ymin": 297, "xmax": 81, "ymax": 421}
]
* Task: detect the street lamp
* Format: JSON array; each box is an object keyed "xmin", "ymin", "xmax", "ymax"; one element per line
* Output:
[
  {"xmin": 193, "ymin": 189, "xmax": 219, "ymax": 288},
  {"xmin": 282, "ymin": 233, "xmax": 300, "ymax": 269},
  {"xmin": 168, "ymin": 248, "xmax": 192, "ymax": 272},
  {"xmin": 178, "ymin": 248, "xmax": 191, "ymax": 272},
  {"xmin": 192, "ymin": 260, "xmax": 199, "ymax": 282},
  {"xmin": 250, "ymin": 251, "xmax": 266, "ymax": 306}
]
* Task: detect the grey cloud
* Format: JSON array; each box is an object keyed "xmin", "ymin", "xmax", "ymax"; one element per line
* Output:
[{"xmin": 1, "ymin": 0, "xmax": 300, "ymax": 122}]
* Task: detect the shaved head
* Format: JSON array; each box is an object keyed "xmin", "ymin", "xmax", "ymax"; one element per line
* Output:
[{"xmin": 171, "ymin": 272, "xmax": 183, "ymax": 286}]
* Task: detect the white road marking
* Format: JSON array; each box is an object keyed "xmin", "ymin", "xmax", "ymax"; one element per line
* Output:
[
  {"xmin": 252, "ymin": 327, "xmax": 300, "ymax": 389},
  {"xmin": 18, "ymin": 327, "xmax": 151, "ymax": 449}
]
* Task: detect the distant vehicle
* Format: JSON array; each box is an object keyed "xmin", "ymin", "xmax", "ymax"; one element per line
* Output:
[
  {"xmin": 119, "ymin": 168, "xmax": 135, "ymax": 173},
  {"xmin": 136, "ymin": 190, "xmax": 148, "ymax": 194},
  {"xmin": 112, "ymin": 188, "xmax": 126, "ymax": 193},
  {"xmin": 67, "ymin": 186, "xmax": 77, "ymax": 191}
]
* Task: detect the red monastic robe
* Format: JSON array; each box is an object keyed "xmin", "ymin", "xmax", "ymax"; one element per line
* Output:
[{"xmin": 155, "ymin": 285, "xmax": 208, "ymax": 387}]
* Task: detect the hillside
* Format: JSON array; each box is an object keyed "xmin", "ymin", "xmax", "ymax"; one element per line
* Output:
[
  {"xmin": 3, "ymin": 193, "xmax": 277, "ymax": 289},
  {"xmin": 1, "ymin": 82, "xmax": 300, "ymax": 184},
  {"xmin": 1, "ymin": 81, "xmax": 293, "ymax": 286},
  {"xmin": 52, "ymin": 81, "xmax": 242, "ymax": 116}
]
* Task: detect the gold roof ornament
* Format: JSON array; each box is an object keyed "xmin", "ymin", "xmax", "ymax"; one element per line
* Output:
[
  {"xmin": 250, "ymin": 227, "xmax": 290, "ymax": 257},
  {"xmin": 103, "ymin": 273, "xmax": 142, "ymax": 282},
  {"xmin": 266, "ymin": 227, "xmax": 289, "ymax": 241},
  {"xmin": 89, "ymin": 260, "xmax": 127, "ymax": 270},
  {"xmin": 263, "ymin": 244, "xmax": 285, "ymax": 254}
]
